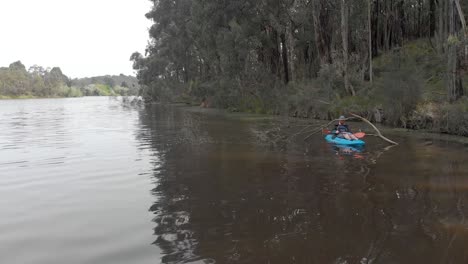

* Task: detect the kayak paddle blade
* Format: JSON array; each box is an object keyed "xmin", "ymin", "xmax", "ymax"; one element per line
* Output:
[{"xmin": 354, "ymin": 132, "xmax": 366, "ymax": 138}]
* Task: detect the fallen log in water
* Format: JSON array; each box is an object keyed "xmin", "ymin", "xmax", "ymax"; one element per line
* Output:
[
  {"xmin": 349, "ymin": 113, "xmax": 398, "ymax": 145},
  {"xmin": 302, "ymin": 117, "xmax": 352, "ymax": 141},
  {"xmin": 301, "ymin": 114, "xmax": 398, "ymax": 145}
]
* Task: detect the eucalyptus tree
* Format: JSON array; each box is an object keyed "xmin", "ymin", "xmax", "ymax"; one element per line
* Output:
[{"xmin": 134, "ymin": 0, "xmax": 467, "ymax": 108}]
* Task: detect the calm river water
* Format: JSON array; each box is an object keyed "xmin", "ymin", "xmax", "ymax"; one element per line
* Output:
[{"xmin": 1, "ymin": 97, "xmax": 468, "ymax": 264}]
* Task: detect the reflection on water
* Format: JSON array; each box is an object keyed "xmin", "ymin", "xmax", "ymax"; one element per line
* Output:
[
  {"xmin": 2, "ymin": 98, "xmax": 468, "ymax": 263},
  {"xmin": 138, "ymin": 105, "xmax": 468, "ymax": 264},
  {"xmin": 0, "ymin": 97, "xmax": 159, "ymax": 264}
]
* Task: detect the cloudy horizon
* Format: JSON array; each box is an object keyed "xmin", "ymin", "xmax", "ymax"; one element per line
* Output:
[{"xmin": 0, "ymin": 0, "xmax": 152, "ymax": 78}]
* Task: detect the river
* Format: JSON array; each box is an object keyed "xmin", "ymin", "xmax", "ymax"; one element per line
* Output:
[{"xmin": 1, "ymin": 97, "xmax": 468, "ymax": 263}]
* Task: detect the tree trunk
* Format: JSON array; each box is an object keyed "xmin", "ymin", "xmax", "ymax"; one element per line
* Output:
[
  {"xmin": 384, "ymin": 0, "xmax": 390, "ymax": 51},
  {"xmin": 269, "ymin": 29, "xmax": 281, "ymax": 77},
  {"xmin": 341, "ymin": 0, "xmax": 354, "ymax": 95},
  {"xmin": 418, "ymin": 0, "xmax": 422, "ymax": 37},
  {"xmin": 447, "ymin": 0, "xmax": 464, "ymax": 102},
  {"xmin": 373, "ymin": 0, "xmax": 380, "ymax": 56},
  {"xmin": 312, "ymin": 0, "xmax": 332, "ymax": 65},
  {"xmin": 369, "ymin": 0, "xmax": 373, "ymax": 83},
  {"xmin": 398, "ymin": 0, "xmax": 406, "ymax": 45},
  {"xmin": 280, "ymin": 33, "xmax": 290, "ymax": 84},
  {"xmin": 454, "ymin": 0, "xmax": 467, "ymax": 32},
  {"xmin": 437, "ymin": 0, "xmax": 446, "ymax": 53},
  {"xmin": 453, "ymin": 0, "xmax": 467, "ymax": 63},
  {"xmin": 312, "ymin": 1, "xmax": 324, "ymax": 65},
  {"xmin": 430, "ymin": 0, "xmax": 436, "ymax": 37},
  {"xmin": 286, "ymin": 20, "xmax": 295, "ymax": 82}
]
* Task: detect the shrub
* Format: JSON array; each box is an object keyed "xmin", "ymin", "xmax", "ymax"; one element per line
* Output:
[
  {"xmin": 286, "ymin": 80, "xmax": 330, "ymax": 119},
  {"xmin": 328, "ymin": 96, "xmax": 373, "ymax": 119},
  {"xmin": 436, "ymin": 98, "xmax": 468, "ymax": 136},
  {"xmin": 375, "ymin": 68, "xmax": 423, "ymax": 127}
]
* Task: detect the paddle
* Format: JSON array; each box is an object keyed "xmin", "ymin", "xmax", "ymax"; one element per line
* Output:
[
  {"xmin": 322, "ymin": 128, "xmax": 366, "ymax": 139},
  {"xmin": 354, "ymin": 132, "xmax": 366, "ymax": 139}
]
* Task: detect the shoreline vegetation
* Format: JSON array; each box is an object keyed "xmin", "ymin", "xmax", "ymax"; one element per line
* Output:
[
  {"xmin": 174, "ymin": 103, "xmax": 468, "ymax": 146},
  {"xmin": 132, "ymin": 0, "xmax": 468, "ymax": 138},
  {"xmin": 0, "ymin": 61, "xmax": 140, "ymax": 99}
]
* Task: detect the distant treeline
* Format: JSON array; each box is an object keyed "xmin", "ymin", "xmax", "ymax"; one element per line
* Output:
[
  {"xmin": 71, "ymin": 75, "xmax": 140, "ymax": 96},
  {"xmin": 0, "ymin": 61, "xmax": 141, "ymax": 98},
  {"xmin": 132, "ymin": 0, "xmax": 468, "ymax": 136},
  {"xmin": 0, "ymin": 61, "xmax": 81, "ymax": 98}
]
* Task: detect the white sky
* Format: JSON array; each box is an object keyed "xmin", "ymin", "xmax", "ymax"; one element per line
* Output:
[{"xmin": 0, "ymin": 0, "xmax": 153, "ymax": 78}]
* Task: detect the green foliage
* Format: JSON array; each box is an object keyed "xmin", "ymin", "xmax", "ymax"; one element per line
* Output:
[
  {"xmin": 372, "ymin": 41, "xmax": 450, "ymax": 126},
  {"xmin": 447, "ymin": 35, "xmax": 461, "ymax": 46},
  {"xmin": 82, "ymin": 84, "xmax": 116, "ymax": 96},
  {"xmin": 437, "ymin": 98, "xmax": 468, "ymax": 136},
  {"xmin": 103, "ymin": 76, "xmax": 116, "ymax": 88},
  {"xmin": 287, "ymin": 80, "xmax": 330, "ymax": 119},
  {"xmin": 71, "ymin": 74, "xmax": 140, "ymax": 96},
  {"xmin": 375, "ymin": 69, "xmax": 423, "ymax": 127},
  {"xmin": 139, "ymin": 79, "xmax": 185, "ymax": 103},
  {"xmin": 133, "ymin": 0, "xmax": 468, "ymax": 136},
  {"xmin": 0, "ymin": 63, "xmax": 139, "ymax": 99},
  {"xmin": 373, "ymin": 41, "xmax": 438, "ymax": 75},
  {"xmin": 63, "ymin": 87, "xmax": 83, "ymax": 97},
  {"xmin": 317, "ymin": 63, "xmax": 343, "ymax": 99},
  {"xmin": 464, "ymin": 75, "xmax": 468, "ymax": 93},
  {"xmin": 95, "ymin": 84, "xmax": 113, "ymax": 96},
  {"xmin": 328, "ymin": 96, "xmax": 372, "ymax": 119},
  {"xmin": 209, "ymin": 79, "xmax": 242, "ymax": 109},
  {"xmin": 9, "ymin": 61, "xmax": 27, "ymax": 72},
  {"xmin": 0, "ymin": 61, "xmax": 75, "ymax": 98},
  {"xmin": 113, "ymin": 86, "xmax": 130, "ymax": 96}
]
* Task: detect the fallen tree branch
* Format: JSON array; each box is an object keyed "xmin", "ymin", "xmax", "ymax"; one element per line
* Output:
[
  {"xmin": 303, "ymin": 117, "xmax": 352, "ymax": 140},
  {"xmin": 349, "ymin": 113, "xmax": 399, "ymax": 145},
  {"xmin": 292, "ymin": 124, "xmax": 319, "ymax": 138}
]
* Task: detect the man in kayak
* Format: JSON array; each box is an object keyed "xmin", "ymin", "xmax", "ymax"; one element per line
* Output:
[{"xmin": 333, "ymin": 116, "xmax": 359, "ymax": 140}]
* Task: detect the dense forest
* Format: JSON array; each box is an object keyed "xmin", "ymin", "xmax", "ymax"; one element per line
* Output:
[
  {"xmin": 132, "ymin": 0, "xmax": 468, "ymax": 136},
  {"xmin": 0, "ymin": 61, "xmax": 140, "ymax": 98}
]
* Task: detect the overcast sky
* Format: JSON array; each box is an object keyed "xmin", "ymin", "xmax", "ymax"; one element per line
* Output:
[{"xmin": 0, "ymin": 0, "xmax": 152, "ymax": 78}]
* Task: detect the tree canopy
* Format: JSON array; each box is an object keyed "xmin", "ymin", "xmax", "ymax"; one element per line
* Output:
[
  {"xmin": 133, "ymin": 0, "xmax": 467, "ymax": 134},
  {"xmin": 0, "ymin": 61, "xmax": 74, "ymax": 97},
  {"xmin": 0, "ymin": 62, "xmax": 141, "ymax": 98}
]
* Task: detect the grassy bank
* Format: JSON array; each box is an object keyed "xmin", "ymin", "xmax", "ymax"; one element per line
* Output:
[
  {"xmin": 1, "ymin": 61, "xmax": 137, "ymax": 99},
  {"xmin": 81, "ymin": 84, "xmax": 134, "ymax": 96},
  {"xmin": 0, "ymin": 86, "xmax": 83, "ymax": 100},
  {"xmin": 0, "ymin": 95, "xmax": 81, "ymax": 100},
  {"xmin": 0, "ymin": 84, "xmax": 136, "ymax": 99},
  {"xmin": 0, "ymin": 95, "xmax": 39, "ymax": 100},
  {"xmin": 176, "ymin": 103, "xmax": 468, "ymax": 148}
]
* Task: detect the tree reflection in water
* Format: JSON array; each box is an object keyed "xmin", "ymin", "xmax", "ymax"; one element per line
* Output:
[{"xmin": 136, "ymin": 105, "xmax": 468, "ymax": 264}]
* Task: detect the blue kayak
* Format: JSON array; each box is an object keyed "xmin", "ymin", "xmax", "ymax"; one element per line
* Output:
[
  {"xmin": 325, "ymin": 134, "xmax": 365, "ymax": 146},
  {"xmin": 332, "ymin": 144, "xmax": 364, "ymax": 153}
]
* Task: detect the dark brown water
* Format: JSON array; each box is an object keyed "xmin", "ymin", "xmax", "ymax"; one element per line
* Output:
[{"xmin": 1, "ymin": 97, "xmax": 468, "ymax": 264}]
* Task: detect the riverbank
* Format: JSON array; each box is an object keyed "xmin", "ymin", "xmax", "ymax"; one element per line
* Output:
[
  {"xmin": 0, "ymin": 94, "xmax": 142, "ymax": 101},
  {"xmin": 168, "ymin": 103, "xmax": 468, "ymax": 146},
  {"xmin": 0, "ymin": 95, "xmax": 39, "ymax": 100},
  {"xmin": 0, "ymin": 94, "xmax": 84, "ymax": 100},
  {"xmin": 139, "ymin": 40, "xmax": 467, "ymax": 138},
  {"xmin": 0, "ymin": 83, "xmax": 133, "ymax": 99},
  {"xmin": 1, "ymin": 61, "xmax": 139, "ymax": 99}
]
